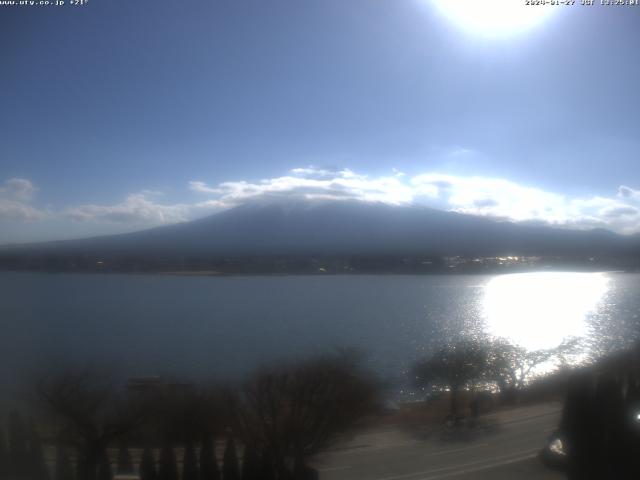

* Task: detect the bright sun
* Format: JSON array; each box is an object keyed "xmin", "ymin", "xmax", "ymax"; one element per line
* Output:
[{"xmin": 431, "ymin": 0, "xmax": 556, "ymax": 36}]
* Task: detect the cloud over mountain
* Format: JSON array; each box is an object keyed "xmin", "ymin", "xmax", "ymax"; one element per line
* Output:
[
  {"xmin": 189, "ymin": 167, "xmax": 640, "ymax": 234},
  {"xmin": 2, "ymin": 167, "xmax": 640, "ymax": 244},
  {"xmin": 64, "ymin": 192, "xmax": 194, "ymax": 224}
]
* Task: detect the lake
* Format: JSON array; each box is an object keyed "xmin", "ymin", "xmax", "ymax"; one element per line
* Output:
[{"xmin": 1, "ymin": 271, "xmax": 639, "ymax": 399}]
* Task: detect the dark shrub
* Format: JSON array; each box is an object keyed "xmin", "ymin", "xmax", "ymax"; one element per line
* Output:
[
  {"xmin": 139, "ymin": 447, "xmax": 157, "ymax": 480},
  {"xmin": 222, "ymin": 437, "xmax": 240, "ymax": 480}
]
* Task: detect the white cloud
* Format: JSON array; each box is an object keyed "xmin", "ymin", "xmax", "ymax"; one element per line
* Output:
[
  {"xmin": 409, "ymin": 174, "xmax": 640, "ymax": 232},
  {"xmin": 188, "ymin": 181, "xmax": 220, "ymax": 195},
  {"xmin": 447, "ymin": 147, "xmax": 474, "ymax": 157},
  {"xmin": 190, "ymin": 167, "xmax": 415, "ymax": 206},
  {"xmin": 5, "ymin": 169, "xmax": 640, "ymax": 235},
  {"xmin": 599, "ymin": 205, "xmax": 639, "ymax": 218},
  {"xmin": 61, "ymin": 188, "xmax": 225, "ymax": 225},
  {"xmin": 618, "ymin": 185, "xmax": 640, "ymax": 200},
  {"xmin": 413, "ymin": 174, "xmax": 565, "ymax": 221},
  {"xmin": 0, "ymin": 199, "xmax": 44, "ymax": 221},
  {"xmin": 63, "ymin": 191, "xmax": 200, "ymax": 225},
  {"xmin": 0, "ymin": 178, "xmax": 44, "ymax": 221},
  {"xmin": 0, "ymin": 178, "xmax": 37, "ymax": 200},
  {"xmin": 188, "ymin": 167, "xmax": 640, "ymax": 234}
]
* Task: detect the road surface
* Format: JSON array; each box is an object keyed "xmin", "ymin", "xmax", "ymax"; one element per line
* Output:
[{"xmin": 314, "ymin": 402, "xmax": 565, "ymax": 480}]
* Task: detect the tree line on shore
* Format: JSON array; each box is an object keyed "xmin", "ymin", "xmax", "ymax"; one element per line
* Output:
[
  {"xmin": 0, "ymin": 336, "xmax": 582, "ymax": 480},
  {"xmin": 1, "ymin": 350, "xmax": 377, "ymax": 480},
  {"xmin": 0, "ymin": 410, "xmax": 274, "ymax": 480},
  {"xmin": 412, "ymin": 336, "xmax": 580, "ymax": 422}
]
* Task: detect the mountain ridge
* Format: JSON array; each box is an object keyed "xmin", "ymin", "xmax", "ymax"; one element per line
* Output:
[{"xmin": 1, "ymin": 200, "xmax": 638, "ymax": 272}]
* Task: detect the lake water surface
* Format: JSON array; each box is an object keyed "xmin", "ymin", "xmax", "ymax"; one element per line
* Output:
[{"xmin": 1, "ymin": 271, "xmax": 639, "ymax": 398}]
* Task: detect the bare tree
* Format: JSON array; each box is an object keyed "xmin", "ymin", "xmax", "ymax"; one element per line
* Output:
[
  {"xmin": 236, "ymin": 351, "xmax": 378, "ymax": 479},
  {"xmin": 28, "ymin": 418, "xmax": 49, "ymax": 480},
  {"xmin": 486, "ymin": 337, "xmax": 581, "ymax": 402},
  {"xmin": 222, "ymin": 436, "xmax": 240, "ymax": 480},
  {"xmin": 241, "ymin": 443, "xmax": 260, "ymax": 480},
  {"xmin": 8, "ymin": 411, "xmax": 32, "ymax": 480},
  {"xmin": 116, "ymin": 443, "xmax": 134, "ymax": 475},
  {"xmin": 36, "ymin": 370, "xmax": 149, "ymax": 480},
  {"xmin": 182, "ymin": 440, "xmax": 199, "ymax": 480},
  {"xmin": 97, "ymin": 449, "xmax": 113, "ymax": 480},
  {"xmin": 0, "ymin": 423, "xmax": 8, "ymax": 480},
  {"xmin": 199, "ymin": 434, "xmax": 220, "ymax": 480},
  {"xmin": 139, "ymin": 447, "xmax": 157, "ymax": 480},
  {"xmin": 157, "ymin": 444, "xmax": 178, "ymax": 480},
  {"xmin": 413, "ymin": 339, "xmax": 489, "ymax": 420},
  {"xmin": 145, "ymin": 384, "xmax": 225, "ymax": 445},
  {"xmin": 54, "ymin": 442, "xmax": 74, "ymax": 480}
]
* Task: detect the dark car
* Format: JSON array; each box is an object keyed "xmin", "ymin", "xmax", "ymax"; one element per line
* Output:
[{"xmin": 539, "ymin": 429, "xmax": 567, "ymax": 471}]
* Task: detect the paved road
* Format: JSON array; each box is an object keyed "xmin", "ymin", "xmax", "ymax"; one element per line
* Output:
[{"xmin": 314, "ymin": 402, "xmax": 565, "ymax": 480}]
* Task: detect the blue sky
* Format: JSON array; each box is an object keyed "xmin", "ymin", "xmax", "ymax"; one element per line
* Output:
[{"xmin": 2, "ymin": 0, "xmax": 640, "ymax": 243}]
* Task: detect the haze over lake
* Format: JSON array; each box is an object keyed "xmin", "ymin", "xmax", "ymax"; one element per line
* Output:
[{"xmin": 1, "ymin": 271, "xmax": 638, "ymax": 398}]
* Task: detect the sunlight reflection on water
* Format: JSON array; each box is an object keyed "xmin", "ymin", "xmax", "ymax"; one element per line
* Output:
[{"xmin": 482, "ymin": 272, "xmax": 610, "ymax": 351}]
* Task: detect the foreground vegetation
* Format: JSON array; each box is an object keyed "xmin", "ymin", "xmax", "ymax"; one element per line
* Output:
[
  {"xmin": 1, "ymin": 351, "xmax": 378, "ymax": 480},
  {"xmin": 412, "ymin": 336, "xmax": 579, "ymax": 422},
  {"xmin": 0, "ymin": 335, "xmax": 586, "ymax": 480}
]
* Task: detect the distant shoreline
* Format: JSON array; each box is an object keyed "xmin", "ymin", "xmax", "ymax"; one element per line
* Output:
[
  {"xmin": 156, "ymin": 270, "xmax": 228, "ymax": 276},
  {"xmin": 0, "ymin": 266, "xmax": 633, "ymax": 277}
]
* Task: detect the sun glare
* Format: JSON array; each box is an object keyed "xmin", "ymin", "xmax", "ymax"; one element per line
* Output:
[
  {"xmin": 431, "ymin": 0, "xmax": 556, "ymax": 36},
  {"xmin": 482, "ymin": 272, "xmax": 609, "ymax": 351}
]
